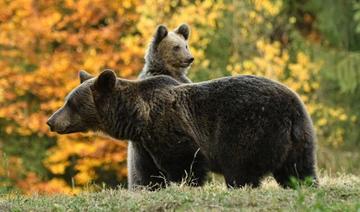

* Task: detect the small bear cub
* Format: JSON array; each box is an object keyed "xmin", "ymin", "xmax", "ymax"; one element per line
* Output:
[
  {"xmin": 139, "ymin": 24, "xmax": 194, "ymax": 83},
  {"xmin": 128, "ymin": 23, "xmax": 207, "ymax": 190}
]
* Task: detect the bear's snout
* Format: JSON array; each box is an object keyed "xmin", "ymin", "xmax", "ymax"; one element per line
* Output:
[
  {"xmin": 47, "ymin": 107, "xmax": 71, "ymax": 133},
  {"xmin": 47, "ymin": 115, "xmax": 66, "ymax": 133},
  {"xmin": 186, "ymin": 57, "xmax": 194, "ymax": 64},
  {"xmin": 46, "ymin": 118, "xmax": 55, "ymax": 131}
]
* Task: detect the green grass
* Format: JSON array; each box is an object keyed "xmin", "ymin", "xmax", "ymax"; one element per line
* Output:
[{"xmin": 1, "ymin": 174, "xmax": 360, "ymax": 211}]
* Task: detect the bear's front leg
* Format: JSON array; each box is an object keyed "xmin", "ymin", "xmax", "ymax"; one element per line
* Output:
[{"xmin": 127, "ymin": 141, "xmax": 167, "ymax": 190}]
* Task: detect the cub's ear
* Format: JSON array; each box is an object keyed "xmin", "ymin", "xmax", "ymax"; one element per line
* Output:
[
  {"xmin": 79, "ymin": 70, "xmax": 94, "ymax": 83},
  {"xmin": 175, "ymin": 24, "xmax": 190, "ymax": 40},
  {"xmin": 94, "ymin": 69, "xmax": 116, "ymax": 93},
  {"xmin": 154, "ymin": 24, "xmax": 168, "ymax": 45}
]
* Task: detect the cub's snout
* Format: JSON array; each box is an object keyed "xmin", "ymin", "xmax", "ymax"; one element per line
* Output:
[{"xmin": 187, "ymin": 57, "xmax": 194, "ymax": 64}]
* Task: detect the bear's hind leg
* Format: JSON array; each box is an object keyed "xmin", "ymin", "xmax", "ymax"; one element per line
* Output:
[
  {"xmin": 273, "ymin": 146, "xmax": 318, "ymax": 188},
  {"xmin": 273, "ymin": 164, "xmax": 317, "ymax": 188},
  {"xmin": 276, "ymin": 102, "xmax": 319, "ymax": 188}
]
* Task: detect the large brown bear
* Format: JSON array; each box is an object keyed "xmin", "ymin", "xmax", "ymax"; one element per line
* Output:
[
  {"xmin": 47, "ymin": 70, "xmax": 318, "ymax": 188},
  {"xmin": 127, "ymin": 24, "xmax": 209, "ymax": 190}
]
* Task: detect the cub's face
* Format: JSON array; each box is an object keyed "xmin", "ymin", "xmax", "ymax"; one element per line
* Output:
[
  {"xmin": 47, "ymin": 71, "xmax": 102, "ymax": 134},
  {"xmin": 154, "ymin": 24, "xmax": 194, "ymax": 71}
]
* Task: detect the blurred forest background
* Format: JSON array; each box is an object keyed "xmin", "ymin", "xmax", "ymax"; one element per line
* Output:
[{"xmin": 0, "ymin": 0, "xmax": 360, "ymax": 194}]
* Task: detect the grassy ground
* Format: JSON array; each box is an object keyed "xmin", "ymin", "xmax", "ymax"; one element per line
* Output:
[{"xmin": 1, "ymin": 174, "xmax": 359, "ymax": 211}]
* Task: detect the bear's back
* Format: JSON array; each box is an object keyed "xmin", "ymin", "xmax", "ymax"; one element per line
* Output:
[
  {"xmin": 178, "ymin": 75, "xmax": 296, "ymax": 99},
  {"xmin": 173, "ymin": 75, "xmax": 302, "ymax": 121}
]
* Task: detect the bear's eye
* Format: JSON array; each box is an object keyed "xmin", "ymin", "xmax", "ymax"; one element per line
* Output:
[
  {"xmin": 186, "ymin": 45, "xmax": 188, "ymax": 49},
  {"xmin": 173, "ymin": 45, "xmax": 180, "ymax": 51}
]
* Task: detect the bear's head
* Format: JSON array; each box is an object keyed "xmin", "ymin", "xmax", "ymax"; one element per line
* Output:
[
  {"xmin": 47, "ymin": 69, "xmax": 181, "ymax": 139},
  {"xmin": 47, "ymin": 70, "xmax": 117, "ymax": 135},
  {"xmin": 147, "ymin": 24, "xmax": 194, "ymax": 74}
]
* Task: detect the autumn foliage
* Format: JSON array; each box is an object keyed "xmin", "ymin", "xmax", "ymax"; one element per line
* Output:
[{"xmin": 0, "ymin": 0, "xmax": 223, "ymax": 194}]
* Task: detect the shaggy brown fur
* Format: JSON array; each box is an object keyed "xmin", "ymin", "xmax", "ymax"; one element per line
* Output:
[{"xmin": 48, "ymin": 70, "xmax": 318, "ymax": 189}]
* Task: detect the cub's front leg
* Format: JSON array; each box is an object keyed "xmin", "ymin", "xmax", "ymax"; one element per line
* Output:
[{"xmin": 127, "ymin": 141, "xmax": 167, "ymax": 190}]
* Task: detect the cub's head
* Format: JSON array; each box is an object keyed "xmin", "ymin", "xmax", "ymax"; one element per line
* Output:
[
  {"xmin": 147, "ymin": 24, "xmax": 194, "ymax": 74},
  {"xmin": 47, "ymin": 70, "xmax": 117, "ymax": 134}
]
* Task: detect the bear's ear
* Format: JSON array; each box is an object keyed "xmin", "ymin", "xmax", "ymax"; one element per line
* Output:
[
  {"xmin": 79, "ymin": 70, "xmax": 94, "ymax": 83},
  {"xmin": 154, "ymin": 25, "xmax": 168, "ymax": 45},
  {"xmin": 175, "ymin": 24, "xmax": 190, "ymax": 40},
  {"xmin": 94, "ymin": 69, "xmax": 116, "ymax": 93}
]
